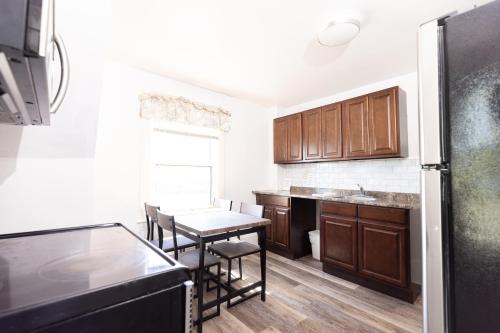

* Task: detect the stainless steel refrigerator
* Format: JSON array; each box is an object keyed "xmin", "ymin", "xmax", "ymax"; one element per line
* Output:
[{"xmin": 418, "ymin": 1, "xmax": 500, "ymax": 332}]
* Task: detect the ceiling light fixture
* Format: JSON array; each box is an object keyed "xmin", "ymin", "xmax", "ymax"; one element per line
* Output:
[{"xmin": 317, "ymin": 18, "xmax": 360, "ymax": 47}]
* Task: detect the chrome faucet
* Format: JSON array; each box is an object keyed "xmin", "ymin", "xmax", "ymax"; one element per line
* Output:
[{"xmin": 357, "ymin": 184, "xmax": 366, "ymax": 196}]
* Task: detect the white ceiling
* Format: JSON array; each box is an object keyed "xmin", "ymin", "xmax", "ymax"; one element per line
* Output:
[{"xmin": 109, "ymin": 0, "xmax": 490, "ymax": 107}]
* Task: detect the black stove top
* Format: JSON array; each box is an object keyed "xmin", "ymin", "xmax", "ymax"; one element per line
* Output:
[{"xmin": 0, "ymin": 224, "xmax": 181, "ymax": 316}]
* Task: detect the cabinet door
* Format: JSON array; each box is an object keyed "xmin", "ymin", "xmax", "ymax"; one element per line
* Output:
[
  {"xmin": 302, "ymin": 108, "xmax": 322, "ymax": 160},
  {"xmin": 273, "ymin": 208, "xmax": 290, "ymax": 249},
  {"xmin": 320, "ymin": 215, "xmax": 357, "ymax": 271},
  {"xmin": 358, "ymin": 219, "xmax": 408, "ymax": 287},
  {"xmin": 287, "ymin": 114, "xmax": 303, "ymax": 161},
  {"xmin": 273, "ymin": 118, "xmax": 287, "ymax": 162},
  {"xmin": 368, "ymin": 87, "xmax": 400, "ymax": 156},
  {"xmin": 263, "ymin": 206, "xmax": 274, "ymax": 243},
  {"xmin": 321, "ymin": 103, "xmax": 343, "ymax": 159},
  {"xmin": 343, "ymin": 96, "xmax": 370, "ymax": 158}
]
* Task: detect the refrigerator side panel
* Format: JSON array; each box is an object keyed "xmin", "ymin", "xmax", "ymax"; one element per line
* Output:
[
  {"xmin": 421, "ymin": 170, "xmax": 445, "ymax": 333},
  {"xmin": 418, "ymin": 20, "xmax": 442, "ymax": 165},
  {"xmin": 445, "ymin": 2, "xmax": 500, "ymax": 332}
]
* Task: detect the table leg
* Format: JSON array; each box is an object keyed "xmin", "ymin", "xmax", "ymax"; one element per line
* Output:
[
  {"xmin": 258, "ymin": 226, "xmax": 267, "ymax": 301},
  {"xmin": 197, "ymin": 237, "xmax": 205, "ymax": 333}
]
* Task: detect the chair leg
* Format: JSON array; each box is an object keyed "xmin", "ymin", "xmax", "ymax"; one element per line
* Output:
[
  {"xmin": 216, "ymin": 263, "xmax": 221, "ymax": 315},
  {"xmin": 238, "ymin": 257, "xmax": 243, "ymax": 280},
  {"xmin": 226, "ymin": 259, "xmax": 232, "ymax": 308},
  {"xmin": 206, "ymin": 267, "xmax": 210, "ymax": 291}
]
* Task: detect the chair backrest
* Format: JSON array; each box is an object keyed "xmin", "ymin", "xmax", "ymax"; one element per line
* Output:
[
  {"xmin": 240, "ymin": 202, "xmax": 264, "ymax": 218},
  {"xmin": 213, "ymin": 198, "xmax": 232, "ymax": 211},
  {"xmin": 144, "ymin": 203, "xmax": 160, "ymax": 223},
  {"xmin": 157, "ymin": 210, "xmax": 180, "ymax": 259}
]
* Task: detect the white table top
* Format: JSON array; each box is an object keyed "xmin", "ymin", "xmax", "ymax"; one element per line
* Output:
[{"xmin": 170, "ymin": 209, "xmax": 270, "ymax": 236}]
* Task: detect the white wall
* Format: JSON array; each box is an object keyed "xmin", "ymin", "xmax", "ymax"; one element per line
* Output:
[
  {"xmin": 0, "ymin": 4, "xmax": 274, "ymax": 235},
  {"xmin": 277, "ymin": 72, "xmax": 420, "ymax": 193},
  {"xmin": 0, "ymin": 0, "xmax": 109, "ymax": 234},
  {"xmin": 92, "ymin": 63, "xmax": 275, "ymax": 232}
]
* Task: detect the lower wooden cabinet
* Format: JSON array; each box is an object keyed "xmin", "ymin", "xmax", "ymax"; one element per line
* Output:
[
  {"xmin": 320, "ymin": 215, "xmax": 357, "ymax": 272},
  {"xmin": 358, "ymin": 219, "xmax": 408, "ymax": 287},
  {"xmin": 320, "ymin": 201, "xmax": 415, "ymax": 303},
  {"xmin": 274, "ymin": 207, "xmax": 290, "ymax": 249},
  {"xmin": 263, "ymin": 206, "xmax": 274, "ymax": 242},
  {"xmin": 256, "ymin": 194, "xmax": 316, "ymax": 259}
]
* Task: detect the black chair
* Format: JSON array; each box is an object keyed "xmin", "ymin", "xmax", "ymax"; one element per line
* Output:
[
  {"xmin": 207, "ymin": 202, "xmax": 263, "ymax": 308},
  {"xmin": 144, "ymin": 203, "xmax": 197, "ymax": 252},
  {"xmin": 157, "ymin": 210, "xmax": 221, "ymax": 320}
]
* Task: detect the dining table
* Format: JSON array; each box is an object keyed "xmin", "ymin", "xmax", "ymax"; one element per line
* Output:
[{"xmin": 170, "ymin": 208, "xmax": 271, "ymax": 333}]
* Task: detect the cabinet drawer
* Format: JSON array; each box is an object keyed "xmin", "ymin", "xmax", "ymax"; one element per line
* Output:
[
  {"xmin": 320, "ymin": 201, "xmax": 357, "ymax": 217},
  {"xmin": 257, "ymin": 194, "xmax": 290, "ymax": 207},
  {"xmin": 358, "ymin": 205, "xmax": 408, "ymax": 224}
]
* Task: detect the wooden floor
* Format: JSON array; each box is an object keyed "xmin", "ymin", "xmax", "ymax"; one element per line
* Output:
[{"xmin": 196, "ymin": 252, "xmax": 422, "ymax": 333}]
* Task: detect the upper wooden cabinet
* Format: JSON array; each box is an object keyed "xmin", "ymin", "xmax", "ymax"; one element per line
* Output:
[
  {"xmin": 287, "ymin": 113, "xmax": 303, "ymax": 161},
  {"xmin": 273, "ymin": 117, "xmax": 287, "ymax": 162},
  {"xmin": 368, "ymin": 87, "xmax": 400, "ymax": 156},
  {"xmin": 343, "ymin": 96, "xmax": 370, "ymax": 158},
  {"xmin": 321, "ymin": 103, "xmax": 343, "ymax": 159},
  {"xmin": 273, "ymin": 114, "xmax": 302, "ymax": 163},
  {"xmin": 302, "ymin": 108, "xmax": 322, "ymax": 160},
  {"xmin": 273, "ymin": 86, "xmax": 402, "ymax": 163}
]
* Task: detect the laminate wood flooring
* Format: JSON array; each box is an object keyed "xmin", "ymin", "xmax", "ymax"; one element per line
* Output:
[{"xmin": 196, "ymin": 252, "xmax": 422, "ymax": 333}]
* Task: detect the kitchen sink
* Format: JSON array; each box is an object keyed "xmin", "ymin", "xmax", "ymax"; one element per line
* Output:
[
  {"xmin": 311, "ymin": 192, "xmax": 343, "ymax": 198},
  {"xmin": 344, "ymin": 194, "xmax": 377, "ymax": 201}
]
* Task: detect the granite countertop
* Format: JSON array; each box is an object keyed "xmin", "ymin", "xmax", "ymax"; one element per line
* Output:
[{"xmin": 252, "ymin": 186, "xmax": 419, "ymax": 209}]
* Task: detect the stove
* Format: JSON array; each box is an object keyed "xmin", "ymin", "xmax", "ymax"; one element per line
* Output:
[{"xmin": 0, "ymin": 224, "xmax": 192, "ymax": 333}]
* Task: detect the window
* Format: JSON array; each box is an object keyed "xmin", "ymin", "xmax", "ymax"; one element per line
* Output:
[{"xmin": 149, "ymin": 129, "xmax": 219, "ymax": 210}]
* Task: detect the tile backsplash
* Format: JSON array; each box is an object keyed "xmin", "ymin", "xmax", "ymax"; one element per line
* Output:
[{"xmin": 278, "ymin": 158, "xmax": 420, "ymax": 194}]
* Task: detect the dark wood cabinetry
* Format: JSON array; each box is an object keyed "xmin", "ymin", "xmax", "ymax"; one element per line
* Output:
[
  {"xmin": 321, "ymin": 215, "xmax": 357, "ymax": 272},
  {"xmin": 368, "ymin": 87, "xmax": 400, "ymax": 156},
  {"xmin": 343, "ymin": 96, "xmax": 370, "ymax": 158},
  {"xmin": 320, "ymin": 201, "xmax": 416, "ymax": 302},
  {"xmin": 321, "ymin": 103, "xmax": 343, "ymax": 159},
  {"xmin": 302, "ymin": 108, "xmax": 322, "ymax": 160},
  {"xmin": 273, "ymin": 86, "xmax": 402, "ymax": 163},
  {"xmin": 358, "ymin": 219, "xmax": 408, "ymax": 287},
  {"xmin": 256, "ymin": 194, "xmax": 316, "ymax": 259},
  {"xmin": 274, "ymin": 208, "xmax": 290, "ymax": 249},
  {"xmin": 273, "ymin": 117, "xmax": 287, "ymax": 162},
  {"xmin": 287, "ymin": 113, "xmax": 303, "ymax": 161},
  {"xmin": 273, "ymin": 114, "xmax": 302, "ymax": 163},
  {"xmin": 263, "ymin": 206, "xmax": 274, "ymax": 242}
]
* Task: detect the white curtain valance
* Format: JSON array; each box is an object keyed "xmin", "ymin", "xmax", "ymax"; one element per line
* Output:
[{"xmin": 139, "ymin": 93, "xmax": 231, "ymax": 132}]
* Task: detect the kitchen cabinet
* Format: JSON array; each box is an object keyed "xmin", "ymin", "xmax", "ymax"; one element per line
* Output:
[
  {"xmin": 263, "ymin": 206, "xmax": 274, "ymax": 242},
  {"xmin": 320, "ymin": 202, "xmax": 357, "ymax": 272},
  {"xmin": 256, "ymin": 194, "xmax": 316, "ymax": 259},
  {"xmin": 274, "ymin": 207, "xmax": 290, "ymax": 249},
  {"xmin": 321, "ymin": 103, "xmax": 343, "ymax": 159},
  {"xmin": 272, "ymin": 86, "xmax": 402, "ymax": 164},
  {"xmin": 302, "ymin": 108, "xmax": 322, "ymax": 160},
  {"xmin": 343, "ymin": 96, "xmax": 370, "ymax": 158},
  {"xmin": 321, "ymin": 215, "xmax": 357, "ymax": 272},
  {"xmin": 287, "ymin": 113, "xmax": 303, "ymax": 161},
  {"xmin": 256, "ymin": 194, "xmax": 290, "ymax": 251},
  {"xmin": 368, "ymin": 87, "xmax": 400, "ymax": 156},
  {"xmin": 358, "ymin": 219, "xmax": 408, "ymax": 287},
  {"xmin": 273, "ymin": 117, "xmax": 287, "ymax": 162},
  {"xmin": 273, "ymin": 114, "xmax": 302, "ymax": 163},
  {"xmin": 320, "ymin": 201, "xmax": 415, "ymax": 302}
]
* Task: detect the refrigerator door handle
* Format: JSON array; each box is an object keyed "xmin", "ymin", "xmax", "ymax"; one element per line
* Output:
[
  {"xmin": 421, "ymin": 169, "xmax": 445, "ymax": 333},
  {"xmin": 418, "ymin": 20, "xmax": 444, "ymax": 165}
]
